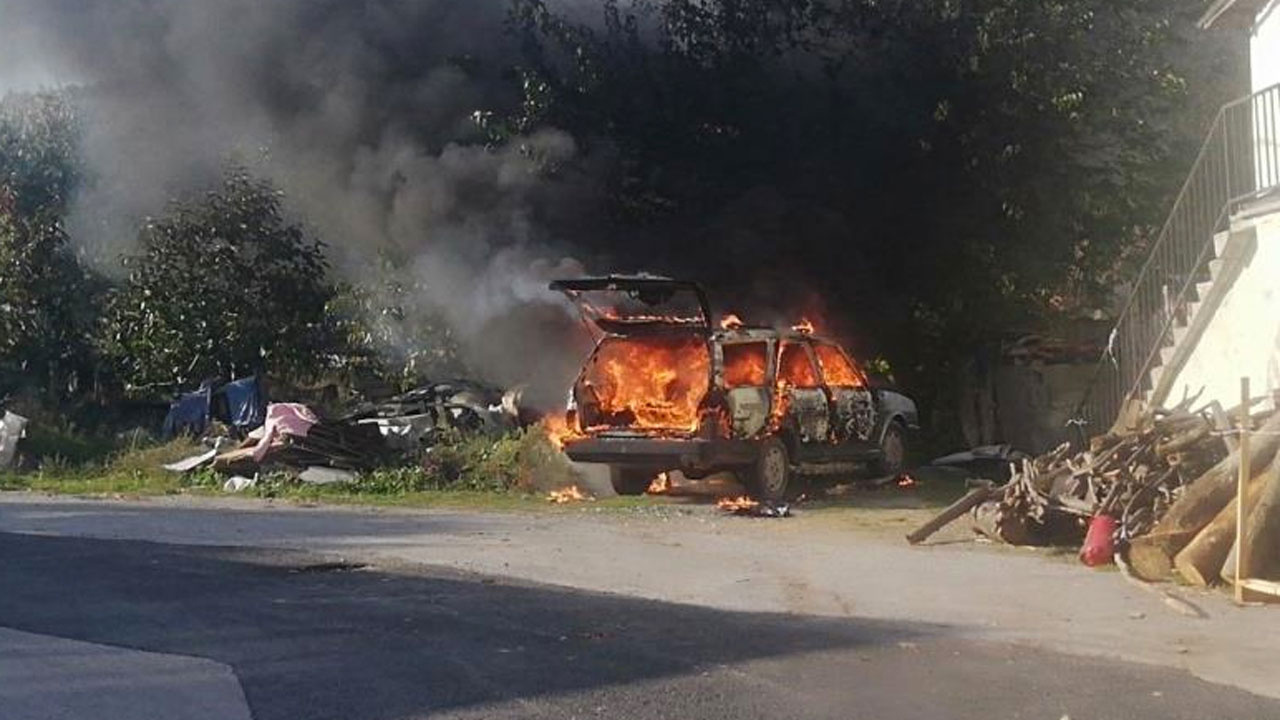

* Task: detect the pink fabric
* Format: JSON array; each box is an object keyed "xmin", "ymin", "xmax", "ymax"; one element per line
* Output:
[{"xmin": 252, "ymin": 403, "xmax": 320, "ymax": 463}]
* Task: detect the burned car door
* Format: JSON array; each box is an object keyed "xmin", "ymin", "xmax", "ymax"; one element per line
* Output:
[
  {"xmin": 813, "ymin": 341, "xmax": 877, "ymax": 452},
  {"xmin": 777, "ymin": 340, "xmax": 830, "ymax": 451},
  {"xmin": 719, "ymin": 339, "xmax": 772, "ymax": 437}
]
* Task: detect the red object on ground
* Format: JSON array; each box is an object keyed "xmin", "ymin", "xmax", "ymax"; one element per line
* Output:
[{"xmin": 1080, "ymin": 513, "xmax": 1117, "ymax": 566}]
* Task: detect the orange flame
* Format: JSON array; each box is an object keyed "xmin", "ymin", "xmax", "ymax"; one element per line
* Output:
[
  {"xmin": 547, "ymin": 485, "xmax": 592, "ymax": 503},
  {"xmin": 583, "ymin": 336, "xmax": 710, "ymax": 432},
  {"xmin": 768, "ymin": 379, "xmax": 791, "ymax": 433},
  {"xmin": 647, "ymin": 471, "xmax": 671, "ymax": 494},
  {"xmin": 723, "ymin": 341, "xmax": 768, "ymax": 387},
  {"xmin": 717, "ymin": 495, "xmax": 760, "ymax": 512},
  {"xmin": 720, "ymin": 313, "xmax": 744, "ymax": 330},
  {"xmin": 542, "ymin": 415, "xmax": 579, "ymax": 450},
  {"xmin": 896, "ymin": 474, "xmax": 917, "ymax": 488},
  {"xmin": 791, "ymin": 318, "xmax": 815, "ymax": 334},
  {"xmin": 813, "ymin": 343, "xmax": 865, "ymax": 387}
]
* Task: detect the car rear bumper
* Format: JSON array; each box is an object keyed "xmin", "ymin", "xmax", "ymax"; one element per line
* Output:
[{"xmin": 562, "ymin": 436, "xmax": 758, "ymax": 470}]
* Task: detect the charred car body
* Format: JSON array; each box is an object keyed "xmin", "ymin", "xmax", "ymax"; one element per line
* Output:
[{"xmin": 551, "ymin": 276, "xmax": 919, "ymax": 500}]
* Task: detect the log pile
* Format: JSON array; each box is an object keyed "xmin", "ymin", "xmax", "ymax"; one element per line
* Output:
[
  {"xmin": 909, "ymin": 395, "xmax": 1280, "ymax": 591},
  {"xmin": 968, "ymin": 404, "xmax": 1230, "ymax": 548}
]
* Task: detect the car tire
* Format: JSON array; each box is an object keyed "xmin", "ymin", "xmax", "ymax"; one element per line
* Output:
[
  {"xmin": 609, "ymin": 467, "xmax": 653, "ymax": 496},
  {"xmin": 874, "ymin": 421, "xmax": 908, "ymax": 478},
  {"xmin": 745, "ymin": 436, "xmax": 791, "ymax": 501}
]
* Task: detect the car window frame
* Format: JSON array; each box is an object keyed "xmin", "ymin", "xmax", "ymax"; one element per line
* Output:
[
  {"xmin": 778, "ymin": 339, "xmax": 823, "ymax": 390},
  {"xmin": 720, "ymin": 338, "xmax": 772, "ymax": 389},
  {"xmin": 812, "ymin": 340, "xmax": 867, "ymax": 388}
]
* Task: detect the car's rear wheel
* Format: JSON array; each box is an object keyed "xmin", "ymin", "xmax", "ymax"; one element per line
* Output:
[
  {"xmin": 874, "ymin": 422, "xmax": 907, "ymax": 478},
  {"xmin": 609, "ymin": 466, "xmax": 653, "ymax": 496},
  {"xmin": 745, "ymin": 437, "xmax": 791, "ymax": 501}
]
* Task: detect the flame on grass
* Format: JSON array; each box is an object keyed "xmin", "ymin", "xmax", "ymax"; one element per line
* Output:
[{"xmin": 547, "ymin": 485, "xmax": 593, "ymax": 504}]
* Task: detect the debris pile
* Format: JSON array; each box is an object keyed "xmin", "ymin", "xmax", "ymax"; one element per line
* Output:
[
  {"xmin": 211, "ymin": 404, "xmax": 387, "ymax": 474},
  {"xmin": 345, "ymin": 380, "xmax": 522, "ymax": 450},
  {"xmin": 161, "ymin": 377, "xmax": 530, "ymax": 484},
  {"xmin": 909, "ymin": 393, "xmax": 1280, "ymax": 596}
]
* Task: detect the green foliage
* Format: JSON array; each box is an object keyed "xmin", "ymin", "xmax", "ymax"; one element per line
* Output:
[
  {"xmin": 0, "ymin": 91, "xmax": 99, "ymax": 401},
  {"xmin": 0, "ymin": 92, "xmax": 80, "ymax": 216},
  {"xmin": 16, "ymin": 419, "xmax": 118, "ymax": 467},
  {"xmin": 0, "ymin": 201, "xmax": 101, "ymax": 398},
  {"xmin": 104, "ymin": 168, "xmax": 340, "ymax": 388},
  {"xmin": 505, "ymin": 0, "xmax": 1239, "ymax": 436},
  {"xmin": 354, "ymin": 428, "xmax": 572, "ymax": 494},
  {"xmin": 327, "ymin": 277, "xmax": 465, "ymax": 392},
  {"xmin": 238, "ymin": 429, "xmax": 579, "ymax": 497}
]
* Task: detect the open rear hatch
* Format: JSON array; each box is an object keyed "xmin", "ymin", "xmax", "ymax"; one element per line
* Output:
[
  {"xmin": 549, "ymin": 275, "xmax": 711, "ymax": 336},
  {"xmin": 552, "ymin": 276, "xmax": 714, "ymax": 437}
]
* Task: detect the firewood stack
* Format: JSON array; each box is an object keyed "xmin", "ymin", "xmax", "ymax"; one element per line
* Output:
[
  {"xmin": 970, "ymin": 404, "xmax": 1230, "ymax": 547},
  {"xmin": 912, "ymin": 394, "xmax": 1280, "ymax": 590}
]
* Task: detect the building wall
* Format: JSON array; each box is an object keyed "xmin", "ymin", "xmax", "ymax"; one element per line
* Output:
[
  {"xmin": 1162, "ymin": 4, "xmax": 1280, "ymax": 412},
  {"xmin": 1253, "ymin": 2, "xmax": 1280, "ymax": 91},
  {"xmin": 1166, "ymin": 214, "xmax": 1280, "ymax": 411}
]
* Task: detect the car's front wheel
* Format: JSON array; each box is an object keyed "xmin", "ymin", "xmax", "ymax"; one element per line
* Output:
[
  {"xmin": 609, "ymin": 466, "xmax": 653, "ymax": 496},
  {"xmin": 745, "ymin": 437, "xmax": 791, "ymax": 501}
]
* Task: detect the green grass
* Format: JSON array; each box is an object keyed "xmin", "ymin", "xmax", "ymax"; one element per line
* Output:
[
  {"xmin": 1, "ymin": 422, "xmax": 972, "ymax": 524},
  {"xmin": 0, "ymin": 463, "xmax": 671, "ymax": 513},
  {"xmin": 0, "ymin": 428, "xmax": 664, "ymax": 514},
  {"xmin": 1, "ymin": 435, "xmax": 202, "ymax": 495}
]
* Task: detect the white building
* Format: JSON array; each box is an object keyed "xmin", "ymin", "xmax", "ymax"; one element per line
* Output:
[{"xmin": 1086, "ymin": 0, "xmax": 1280, "ymax": 428}]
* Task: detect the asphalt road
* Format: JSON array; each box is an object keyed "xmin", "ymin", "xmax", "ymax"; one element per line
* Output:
[{"xmin": 2, "ymin": 529, "xmax": 1277, "ymax": 719}]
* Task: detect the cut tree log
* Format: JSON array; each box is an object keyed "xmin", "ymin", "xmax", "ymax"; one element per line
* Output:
[
  {"xmin": 1172, "ymin": 456, "xmax": 1275, "ymax": 586},
  {"xmin": 906, "ymin": 485, "xmax": 997, "ymax": 545},
  {"xmin": 1126, "ymin": 410, "xmax": 1280, "ymax": 581},
  {"xmin": 1220, "ymin": 455, "xmax": 1280, "ymax": 583},
  {"xmin": 1243, "ymin": 454, "xmax": 1280, "ymax": 579}
]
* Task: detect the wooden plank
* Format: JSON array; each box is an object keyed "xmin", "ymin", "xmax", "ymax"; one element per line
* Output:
[
  {"xmin": 905, "ymin": 485, "xmax": 996, "ymax": 545},
  {"xmin": 1235, "ymin": 377, "xmax": 1249, "ymax": 604}
]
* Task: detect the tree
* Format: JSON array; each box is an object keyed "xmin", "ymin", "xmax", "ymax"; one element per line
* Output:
[
  {"xmin": 0, "ymin": 91, "xmax": 98, "ymax": 401},
  {"xmin": 504, "ymin": 0, "xmax": 1241, "ymax": 433},
  {"xmin": 0, "ymin": 192, "xmax": 99, "ymax": 399},
  {"xmin": 327, "ymin": 275, "xmax": 466, "ymax": 392},
  {"xmin": 0, "ymin": 92, "xmax": 79, "ymax": 216},
  {"xmin": 105, "ymin": 169, "xmax": 338, "ymax": 388}
]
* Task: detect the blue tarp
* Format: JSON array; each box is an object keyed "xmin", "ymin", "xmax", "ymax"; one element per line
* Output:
[
  {"xmin": 220, "ymin": 376, "xmax": 266, "ymax": 430},
  {"xmin": 162, "ymin": 383, "xmax": 213, "ymax": 439},
  {"xmin": 162, "ymin": 376, "xmax": 268, "ymax": 439}
]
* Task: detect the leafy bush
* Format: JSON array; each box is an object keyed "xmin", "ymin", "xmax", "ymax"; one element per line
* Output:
[
  {"xmin": 0, "ymin": 92, "xmax": 100, "ymax": 402},
  {"xmin": 341, "ymin": 428, "xmax": 579, "ymax": 495},
  {"xmin": 103, "ymin": 167, "xmax": 339, "ymax": 388}
]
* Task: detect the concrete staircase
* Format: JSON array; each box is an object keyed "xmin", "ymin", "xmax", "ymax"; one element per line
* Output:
[
  {"xmin": 1077, "ymin": 83, "xmax": 1280, "ymax": 436},
  {"xmin": 1144, "ymin": 227, "xmax": 1256, "ymax": 409}
]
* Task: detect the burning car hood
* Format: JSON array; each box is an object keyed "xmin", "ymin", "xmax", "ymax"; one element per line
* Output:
[{"xmin": 550, "ymin": 275, "xmax": 712, "ymax": 336}]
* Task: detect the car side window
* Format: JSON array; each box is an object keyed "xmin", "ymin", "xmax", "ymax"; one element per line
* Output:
[
  {"xmin": 814, "ymin": 343, "xmax": 865, "ymax": 387},
  {"xmin": 778, "ymin": 341, "xmax": 820, "ymax": 388}
]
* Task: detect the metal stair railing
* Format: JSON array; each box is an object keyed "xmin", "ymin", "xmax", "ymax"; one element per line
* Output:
[{"xmin": 1074, "ymin": 83, "xmax": 1280, "ymax": 440}]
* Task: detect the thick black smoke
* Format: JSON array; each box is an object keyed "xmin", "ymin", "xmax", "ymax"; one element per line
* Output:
[{"xmin": 0, "ymin": 0, "xmax": 605, "ymax": 406}]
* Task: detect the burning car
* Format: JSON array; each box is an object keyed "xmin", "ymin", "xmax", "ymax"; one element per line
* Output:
[{"xmin": 550, "ymin": 275, "xmax": 919, "ymax": 500}]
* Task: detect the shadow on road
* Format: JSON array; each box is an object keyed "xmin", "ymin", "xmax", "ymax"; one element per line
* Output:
[{"xmin": 0, "ymin": 531, "xmax": 932, "ymax": 720}]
